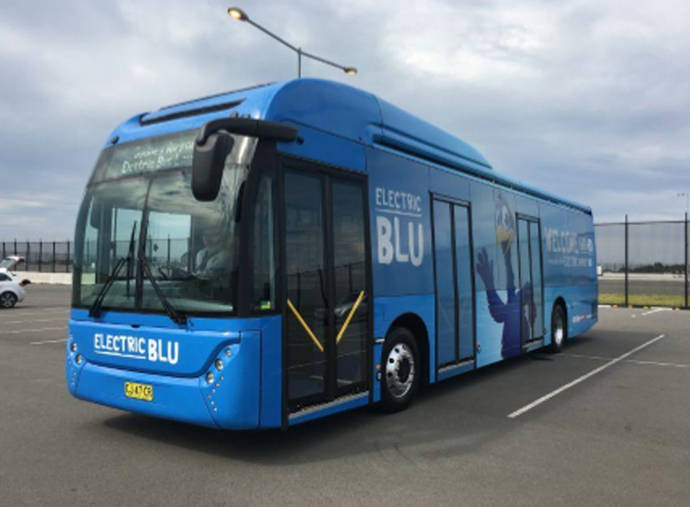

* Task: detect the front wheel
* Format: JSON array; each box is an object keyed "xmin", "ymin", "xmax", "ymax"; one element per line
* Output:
[
  {"xmin": 0, "ymin": 292, "xmax": 18, "ymax": 309},
  {"xmin": 550, "ymin": 303, "xmax": 567, "ymax": 353},
  {"xmin": 381, "ymin": 327, "xmax": 420, "ymax": 412}
]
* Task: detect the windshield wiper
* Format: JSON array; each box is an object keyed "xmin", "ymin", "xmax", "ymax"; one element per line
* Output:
[
  {"xmin": 139, "ymin": 219, "xmax": 187, "ymax": 325},
  {"xmin": 89, "ymin": 221, "xmax": 138, "ymax": 318},
  {"xmin": 126, "ymin": 221, "xmax": 138, "ymax": 297},
  {"xmin": 140, "ymin": 257, "xmax": 187, "ymax": 325},
  {"xmin": 88, "ymin": 256, "xmax": 128, "ymax": 318}
]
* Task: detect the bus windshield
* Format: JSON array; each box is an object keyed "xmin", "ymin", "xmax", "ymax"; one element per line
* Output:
[{"xmin": 72, "ymin": 130, "xmax": 257, "ymax": 316}]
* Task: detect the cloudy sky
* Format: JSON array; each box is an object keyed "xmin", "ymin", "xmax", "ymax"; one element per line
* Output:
[{"xmin": 1, "ymin": 0, "xmax": 689, "ymax": 240}]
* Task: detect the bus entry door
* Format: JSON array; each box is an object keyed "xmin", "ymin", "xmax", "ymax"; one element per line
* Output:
[{"xmin": 283, "ymin": 168, "xmax": 369, "ymax": 413}]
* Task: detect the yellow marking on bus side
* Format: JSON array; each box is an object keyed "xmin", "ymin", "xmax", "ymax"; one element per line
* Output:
[
  {"xmin": 287, "ymin": 298, "xmax": 324, "ymax": 352},
  {"xmin": 336, "ymin": 290, "xmax": 365, "ymax": 345}
]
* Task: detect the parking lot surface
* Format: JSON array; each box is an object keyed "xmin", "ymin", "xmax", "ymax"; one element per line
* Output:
[{"xmin": 1, "ymin": 286, "xmax": 688, "ymax": 506}]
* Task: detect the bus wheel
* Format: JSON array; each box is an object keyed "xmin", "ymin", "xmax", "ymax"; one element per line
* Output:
[
  {"xmin": 0, "ymin": 292, "xmax": 17, "ymax": 309},
  {"xmin": 381, "ymin": 327, "xmax": 420, "ymax": 412},
  {"xmin": 550, "ymin": 303, "xmax": 567, "ymax": 353}
]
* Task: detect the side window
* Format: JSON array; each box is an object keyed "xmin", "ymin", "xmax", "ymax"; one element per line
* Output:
[
  {"xmin": 252, "ymin": 172, "xmax": 276, "ymax": 311},
  {"xmin": 0, "ymin": 273, "xmax": 10, "ymax": 282}
]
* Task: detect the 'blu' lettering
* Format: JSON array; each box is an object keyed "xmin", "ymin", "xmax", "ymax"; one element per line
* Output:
[{"xmin": 376, "ymin": 215, "xmax": 424, "ymax": 267}]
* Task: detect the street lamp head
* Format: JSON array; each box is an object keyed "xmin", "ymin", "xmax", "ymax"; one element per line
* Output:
[
  {"xmin": 227, "ymin": 7, "xmax": 248, "ymax": 21},
  {"xmin": 344, "ymin": 67, "xmax": 357, "ymax": 76}
]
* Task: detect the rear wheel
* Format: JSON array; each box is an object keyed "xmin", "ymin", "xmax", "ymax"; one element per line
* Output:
[
  {"xmin": 0, "ymin": 292, "xmax": 17, "ymax": 309},
  {"xmin": 550, "ymin": 303, "xmax": 566, "ymax": 353},
  {"xmin": 381, "ymin": 327, "xmax": 420, "ymax": 412}
]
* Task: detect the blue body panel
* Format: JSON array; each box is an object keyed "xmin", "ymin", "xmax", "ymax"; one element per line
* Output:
[
  {"xmin": 71, "ymin": 78, "xmax": 598, "ymax": 429},
  {"xmin": 373, "ymin": 294, "xmax": 436, "ymax": 386},
  {"xmin": 67, "ymin": 310, "xmax": 282, "ymax": 429}
]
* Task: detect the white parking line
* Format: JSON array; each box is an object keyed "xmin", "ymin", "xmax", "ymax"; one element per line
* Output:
[
  {"xmin": 564, "ymin": 352, "xmax": 689, "ymax": 369},
  {"xmin": 7, "ymin": 308, "xmax": 69, "ymax": 317},
  {"xmin": 508, "ymin": 334, "xmax": 666, "ymax": 419},
  {"xmin": 641, "ymin": 308, "xmax": 671, "ymax": 316},
  {"xmin": 30, "ymin": 338, "xmax": 68, "ymax": 345},
  {"xmin": 3, "ymin": 317, "xmax": 69, "ymax": 325},
  {"xmin": 0, "ymin": 326, "xmax": 67, "ymax": 336}
]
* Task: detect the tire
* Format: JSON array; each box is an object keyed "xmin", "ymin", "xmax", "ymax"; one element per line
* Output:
[
  {"xmin": 550, "ymin": 303, "xmax": 567, "ymax": 353},
  {"xmin": 380, "ymin": 327, "xmax": 420, "ymax": 412},
  {"xmin": 0, "ymin": 292, "xmax": 17, "ymax": 309}
]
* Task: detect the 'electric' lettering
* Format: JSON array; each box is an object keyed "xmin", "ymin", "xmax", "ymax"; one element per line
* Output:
[{"xmin": 93, "ymin": 333, "xmax": 179, "ymax": 365}]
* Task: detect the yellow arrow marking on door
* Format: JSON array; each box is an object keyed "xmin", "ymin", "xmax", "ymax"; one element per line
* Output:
[
  {"xmin": 287, "ymin": 298, "xmax": 324, "ymax": 352},
  {"xmin": 336, "ymin": 291, "xmax": 365, "ymax": 345}
]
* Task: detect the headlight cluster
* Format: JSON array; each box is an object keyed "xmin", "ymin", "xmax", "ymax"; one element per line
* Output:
[
  {"xmin": 66, "ymin": 333, "xmax": 82, "ymax": 391},
  {"xmin": 204, "ymin": 346, "xmax": 236, "ymax": 414},
  {"xmin": 205, "ymin": 346, "xmax": 233, "ymax": 385},
  {"xmin": 67, "ymin": 334, "xmax": 82, "ymax": 365}
]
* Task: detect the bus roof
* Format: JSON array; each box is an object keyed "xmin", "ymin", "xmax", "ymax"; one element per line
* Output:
[{"xmin": 112, "ymin": 79, "xmax": 591, "ymax": 214}]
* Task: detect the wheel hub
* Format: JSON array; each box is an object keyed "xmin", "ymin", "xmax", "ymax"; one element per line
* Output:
[
  {"xmin": 385, "ymin": 343, "xmax": 415, "ymax": 399},
  {"xmin": 554, "ymin": 314, "xmax": 564, "ymax": 345}
]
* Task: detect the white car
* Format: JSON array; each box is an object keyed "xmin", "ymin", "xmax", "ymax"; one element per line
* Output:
[{"xmin": 0, "ymin": 256, "xmax": 30, "ymax": 308}]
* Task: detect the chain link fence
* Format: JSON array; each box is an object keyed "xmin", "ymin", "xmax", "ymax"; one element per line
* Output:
[
  {"xmin": 5, "ymin": 217, "xmax": 690, "ymax": 310},
  {"xmin": 1, "ymin": 240, "xmax": 72, "ymax": 272},
  {"xmin": 595, "ymin": 215, "xmax": 689, "ymax": 308}
]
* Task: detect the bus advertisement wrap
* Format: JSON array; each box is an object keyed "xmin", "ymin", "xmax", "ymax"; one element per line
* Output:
[{"xmin": 66, "ymin": 79, "xmax": 597, "ymax": 429}]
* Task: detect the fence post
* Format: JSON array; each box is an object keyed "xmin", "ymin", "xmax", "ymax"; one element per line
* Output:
[
  {"xmin": 26, "ymin": 241, "xmax": 30, "ymax": 271},
  {"xmin": 38, "ymin": 240, "xmax": 43, "ymax": 272},
  {"xmin": 685, "ymin": 211, "xmax": 688, "ymax": 308},
  {"xmin": 66, "ymin": 241, "xmax": 71, "ymax": 273},
  {"xmin": 624, "ymin": 214, "xmax": 629, "ymax": 307},
  {"xmin": 2, "ymin": 241, "xmax": 4, "ymax": 259},
  {"xmin": 13, "ymin": 239, "xmax": 17, "ymax": 255},
  {"xmin": 52, "ymin": 241, "xmax": 56, "ymax": 272}
]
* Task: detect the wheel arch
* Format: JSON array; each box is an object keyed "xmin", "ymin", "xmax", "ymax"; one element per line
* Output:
[{"xmin": 385, "ymin": 312, "xmax": 430, "ymax": 385}]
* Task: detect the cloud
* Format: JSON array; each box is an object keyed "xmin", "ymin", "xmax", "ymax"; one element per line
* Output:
[{"xmin": 0, "ymin": 0, "xmax": 689, "ymax": 242}]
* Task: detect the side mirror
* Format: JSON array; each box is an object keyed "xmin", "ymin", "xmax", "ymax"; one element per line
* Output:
[{"xmin": 192, "ymin": 131, "xmax": 235, "ymax": 201}]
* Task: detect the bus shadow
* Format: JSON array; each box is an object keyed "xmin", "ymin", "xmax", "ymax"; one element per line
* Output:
[
  {"xmin": 101, "ymin": 325, "xmax": 656, "ymax": 464},
  {"xmin": 102, "ymin": 356, "xmax": 539, "ymax": 466}
]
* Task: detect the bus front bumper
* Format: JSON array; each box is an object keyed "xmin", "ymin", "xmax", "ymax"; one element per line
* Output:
[{"xmin": 65, "ymin": 332, "xmax": 261, "ymax": 430}]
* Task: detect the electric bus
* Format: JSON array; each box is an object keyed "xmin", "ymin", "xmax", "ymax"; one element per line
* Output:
[{"xmin": 67, "ymin": 79, "xmax": 598, "ymax": 429}]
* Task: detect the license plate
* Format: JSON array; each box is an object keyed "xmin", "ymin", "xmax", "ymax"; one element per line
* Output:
[{"xmin": 124, "ymin": 381, "xmax": 153, "ymax": 402}]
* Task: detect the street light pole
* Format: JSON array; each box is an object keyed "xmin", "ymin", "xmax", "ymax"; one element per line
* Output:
[
  {"xmin": 227, "ymin": 7, "xmax": 357, "ymax": 78},
  {"xmin": 678, "ymin": 192, "xmax": 689, "ymax": 216}
]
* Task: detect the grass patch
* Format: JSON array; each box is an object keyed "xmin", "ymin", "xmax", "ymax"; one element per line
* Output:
[{"xmin": 598, "ymin": 293, "xmax": 686, "ymax": 307}]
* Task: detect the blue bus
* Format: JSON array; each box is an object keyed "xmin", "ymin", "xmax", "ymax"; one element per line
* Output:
[{"xmin": 67, "ymin": 79, "xmax": 597, "ymax": 429}]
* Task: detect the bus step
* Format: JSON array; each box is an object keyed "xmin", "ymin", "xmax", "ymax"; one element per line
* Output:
[{"xmin": 288, "ymin": 391, "xmax": 369, "ymax": 420}]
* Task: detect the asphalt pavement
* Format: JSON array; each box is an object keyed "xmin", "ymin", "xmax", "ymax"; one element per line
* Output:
[{"xmin": 1, "ymin": 285, "xmax": 688, "ymax": 506}]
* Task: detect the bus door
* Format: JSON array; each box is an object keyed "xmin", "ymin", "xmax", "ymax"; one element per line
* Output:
[
  {"xmin": 516, "ymin": 215, "xmax": 544, "ymax": 346},
  {"xmin": 282, "ymin": 165, "xmax": 370, "ymax": 413},
  {"xmin": 432, "ymin": 196, "xmax": 476, "ymax": 371}
]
